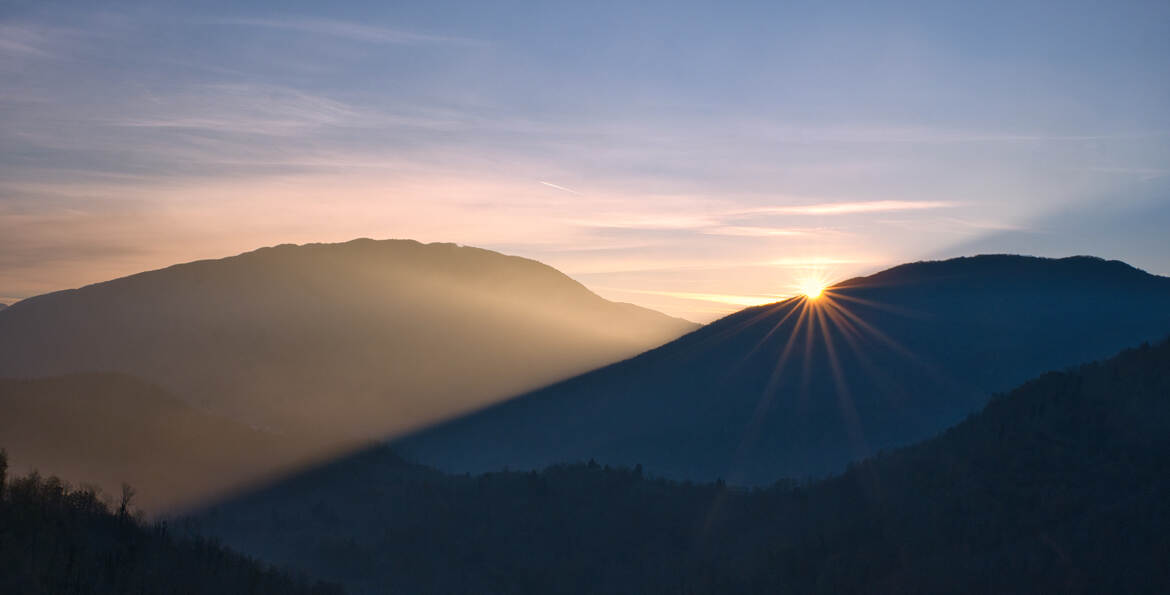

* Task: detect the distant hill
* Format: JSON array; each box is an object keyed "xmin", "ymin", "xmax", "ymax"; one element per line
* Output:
[
  {"xmin": 0, "ymin": 452, "xmax": 343, "ymax": 595},
  {"xmin": 0, "ymin": 374, "xmax": 297, "ymax": 513},
  {"xmin": 194, "ymin": 338, "xmax": 1170, "ymax": 594},
  {"xmin": 0, "ymin": 239, "xmax": 695, "ymax": 455},
  {"xmin": 395, "ymin": 254, "xmax": 1170, "ymax": 483}
]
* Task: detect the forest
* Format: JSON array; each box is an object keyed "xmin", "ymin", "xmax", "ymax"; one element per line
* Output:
[
  {"xmin": 197, "ymin": 338, "xmax": 1170, "ymax": 594},
  {"xmin": 0, "ymin": 451, "xmax": 343, "ymax": 595}
]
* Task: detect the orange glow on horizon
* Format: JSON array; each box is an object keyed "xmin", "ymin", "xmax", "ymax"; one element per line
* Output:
[
  {"xmin": 792, "ymin": 269, "xmax": 834, "ymax": 302},
  {"xmin": 800, "ymin": 281, "xmax": 826, "ymax": 299}
]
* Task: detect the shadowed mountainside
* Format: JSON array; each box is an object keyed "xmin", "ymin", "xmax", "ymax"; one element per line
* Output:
[
  {"xmin": 0, "ymin": 239, "xmax": 695, "ymax": 454},
  {"xmin": 0, "ymin": 374, "xmax": 298, "ymax": 513},
  {"xmin": 194, "ymin": 338, "xmax": 1170, "ymax": 594},
  {"xmin": 395, "ymin": 254, "xmax": 1170, "ymax": 483}
]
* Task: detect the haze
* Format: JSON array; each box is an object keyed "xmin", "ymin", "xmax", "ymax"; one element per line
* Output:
[{"xmin": 3, "ymin": 0, "xmax": 1168, "ymax": 321}]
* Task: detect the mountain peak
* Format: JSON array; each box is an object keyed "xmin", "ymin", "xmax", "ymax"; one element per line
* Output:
[
  {"xmin": 837, "ymin": 253, "xmax": 1156, "ymax": 289},
  {"xmin": 0, "ymin": 238, "xmax": 697, "ymax": 510}
]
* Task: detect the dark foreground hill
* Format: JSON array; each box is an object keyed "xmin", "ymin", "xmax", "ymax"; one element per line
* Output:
[
  {"xmin": 0, "ymin": 374, "xmax": 297, "ymax": 513},
  {"xmin": 0, "ymin": 451, "xmax": 343, "ymax": 595},
  {"xmin": 195, "ymin": 338, "xmax": 1170, "ymax": 594},
  {"xmin": 0, "ymin": 239, "xmax": 694, "ymax": 506},
  {"xmin": 395, "ymin": 254, "xmax": 1170, "ymax": 482}
]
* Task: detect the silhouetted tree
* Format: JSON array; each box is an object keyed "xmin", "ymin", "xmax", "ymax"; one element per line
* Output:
[
  {"xmin": 118, "ymin": 482, "xmax": 135, "ymax": 518},
  {"xmin": 0, "ymin": 458, "xmax": 344, "ymax": 595}
]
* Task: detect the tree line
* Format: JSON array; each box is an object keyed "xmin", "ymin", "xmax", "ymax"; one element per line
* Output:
[{"xmin": 0, "ymin": 450, "xmax": 343, "ymax": 595}]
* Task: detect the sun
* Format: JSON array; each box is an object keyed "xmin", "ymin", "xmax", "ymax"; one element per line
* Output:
[
  {"xmin": 799, "ymin": 281, "xmax": 826, "ymax": 299},
  {"xmin": 789, "ymin": 269, "xmax": 833, "ymax": 302}
]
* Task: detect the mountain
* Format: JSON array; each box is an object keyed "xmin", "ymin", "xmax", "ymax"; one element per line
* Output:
[
  {"xmin": 394, "ymin": 254, "xmax": 1170, "ymax": 483},
  {"xmin": 0, "ymin": 373, "xmax": 296, "ymax": 512},
  {"xmin": 0, "ymin": 239, "xmax": 695, "ymax": 454},
  {"xmin": 193, "ymin": 338, "xmax": 1170, "ymax": 594},
  {"xmin": 0, "ymin": 452, "xmax": 344, "ymax": 595}
]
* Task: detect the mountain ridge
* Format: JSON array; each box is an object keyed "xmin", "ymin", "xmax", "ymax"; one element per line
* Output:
[
  {"xmin": 6, "ymin": 239, "xmax": 692, "ymax": 327},
  {"xmin": 838, "ymin": 254, "xmax": 1156, "ymax": 287},
  {"xmin": 394, "ymin": 254, "xmax": 1170, "ymax": 483}
]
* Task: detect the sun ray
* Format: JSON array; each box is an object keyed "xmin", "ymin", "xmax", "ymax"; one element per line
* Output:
[
  {"xmin": 719, "ymin": 299, "xmax": 812, "ymax": 487},
  {"xmin": 823, "ymin": 290, "xmax": 927, "ymax": 318},
  {"xmin": 731, "ymin": 298, "xmax": 807, "ymax": 373},
  {"xmin": 822, "ymin": 292, "xmax": 958, "ymax": 393},
  {"xmin": 813, "ymin": 304, "xmax": 870, "ymax": 458},
  {"xmin": 820, "ymin": 297, "xmax": 922, "ymax": 363},
  {"xmin": 821, "ymin": 299, "xmax": 911, "ymax": 409},
  {"xmin": 678, "ymin": 299, "xmax": 793, "ymax": 359},
  {"xmin": 715, "ymin": 270, "xmax": 962, "ymax": 492}
]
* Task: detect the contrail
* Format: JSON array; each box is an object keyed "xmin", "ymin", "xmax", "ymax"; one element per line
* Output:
[{"xmin": 538, "ymin": 181, "xmax": 582, "ymax": 195}]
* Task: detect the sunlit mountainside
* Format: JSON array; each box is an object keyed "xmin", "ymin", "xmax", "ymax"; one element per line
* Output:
[
  {"xmin": 0, "ymin": 374, "xmax": 292, "ymax": 512},
  {"xmin": 194, "ymin": 338, "xmax": 1170, "ymax": 594},
  {"xmin": 0, "ymin": 239, "xmax": 694, "ymax": 440},
  {"xmin": 0, "ymin": 239, "xmax": 695, "ymax": 509},
  {"xmin": 395, "ymin": 255, "xmax": 1170, "ymax": 483}
]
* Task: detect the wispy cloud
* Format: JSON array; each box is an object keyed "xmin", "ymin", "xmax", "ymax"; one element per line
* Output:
[
  {"xmin": 738, "ymin": 123, "xmax": 1170, "ymax": 146},
  {"xmin": 703, "ymin": 226, "xmax": 810, "ymax": 237},
  {"xmin": 568, "ymin": 213, "xmax": 720, "ymax": 231},
  {"xmin": 747, "ymin": 200, "xmax": 955, "ymax": 216},
  {"xmin": 565, "ymin": 200, "xmax": 953, "ymax": 236},
  {"xmin": 0, "ymin": 25, "xmax": 53, "ymax": 57},
  {"xmin": 207, "ymin": 17, "xmax": 484, "ymax": 47},
  {"xmin": 92, "ymin": 83, "xmax": 475, "ymax": 149},
  {"xmin": 768, "ymin": 257, "xmax": 870, "ymax": 267},
  {"xmin": 538, "ymin": 181, "xmax": 582, "ymax": 195},
  {"xmin": 1085, "ymin": 166, "xmax": 1170, "ymax": 181},
  {"xmin": 597, "ymin": 287, "xmax": 782, "ymax": 307},
  {"xmin": 104, "ymin": 83, "xmax": 363, "ymax": 136}
]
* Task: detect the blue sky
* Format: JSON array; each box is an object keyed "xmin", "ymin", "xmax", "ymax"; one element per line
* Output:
[{"xmin": 2, "ymin": 0, "xmax": 1168, "ymax": 320}]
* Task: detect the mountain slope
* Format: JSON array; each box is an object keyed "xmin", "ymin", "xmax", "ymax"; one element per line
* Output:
[
  {"xmin": 395, "ymin": 254, "xmax": 1170, "ymax": 483},
  {"xmin": 0, "ymin": 239, "xmax": 695, "ymax": 451},
  {"xmin": 195, "ymin": 338, "xmax": 1170, "ymax": 594},
  {"xmin": 0, "ymin": 374, "xmax": 297, "ymax": 512}
]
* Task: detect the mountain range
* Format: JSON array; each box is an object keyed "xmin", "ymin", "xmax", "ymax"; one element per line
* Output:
[
  {"xmin": 4, "ymin": 250, "xmax": 1168, "ymax": 507},
  {"xmin": 4, "ymin": 244, "xmax": 1169, "ymax": 592},
  {"xmin": 394, "ymin": 254, "xmax": 1170, "ymax": 483}
]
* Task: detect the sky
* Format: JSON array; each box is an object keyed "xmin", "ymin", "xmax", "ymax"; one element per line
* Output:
[{"xmin": 2, "ymin": 0, "xmax": 1168, "ymax": 321}]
